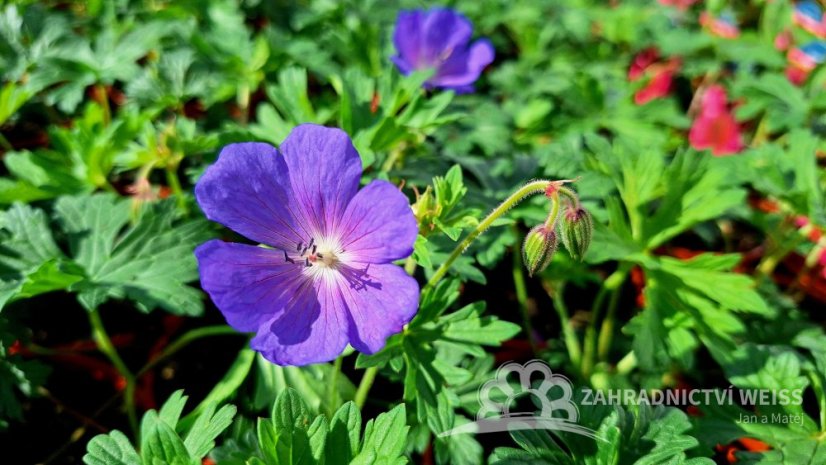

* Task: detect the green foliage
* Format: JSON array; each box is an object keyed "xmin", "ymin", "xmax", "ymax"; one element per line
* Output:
[
  {"xmin": 491, "ymin": 403, "xmax": 714, "ymax": 465},
  {"xmin": 0, "ymin": 194, "xmax": 209, "ymax": 314},
  {"xmin": 83, "ymin": 390, "xmax": 237, "ymax": 465},
  {"xmin": 2, "ymin": 0, "xmax": 825, "ymax": 463},
  {"xmin": 216, "ymin": 388, "xmax": 409, "ymax": 465}
]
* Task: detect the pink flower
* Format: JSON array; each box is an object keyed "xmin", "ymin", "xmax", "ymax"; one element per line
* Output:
[
  {"xmin": 689, "ymin": 85, "xmax": 744, "ymax": 156},
  {"xmin": 657, "ymin": 0, "xmax": 699, "ymax": 11},
  {"xmin": 775, "ymin": 29, "xmax": 793, "ymax": 51},
  {"xmin": 700, "ymin": 11, "xmax": 740, "ymax": 39},
  {"xmin": 628, "ymin": 48, "xmax": 681, "ymax": 105}
]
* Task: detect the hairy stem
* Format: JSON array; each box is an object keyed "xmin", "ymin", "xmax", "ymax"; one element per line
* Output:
[{"xmin": 425, "ymin": 180, "xmax": 552, "ymax": 289}]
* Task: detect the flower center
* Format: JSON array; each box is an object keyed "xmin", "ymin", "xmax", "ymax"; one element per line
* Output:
[{"xmin": 280, "ymin": 237, "xmax": 342, "ymax": 271}]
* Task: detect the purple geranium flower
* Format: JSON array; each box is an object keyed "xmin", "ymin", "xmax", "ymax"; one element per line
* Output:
[
  {"xmin": 194, "ymin": 124, "xmax": 419, "ymax": 366},
  {"xmin": 391, "ymin": 7, "xmax": 495, "ymax": 92}
]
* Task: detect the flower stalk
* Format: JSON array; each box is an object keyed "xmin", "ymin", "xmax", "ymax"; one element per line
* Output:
[
  {"xmin": 425, "ymin": 180, "xmax": 553, "ymax": 289},
  {"xmin": 87, "ymin": 308, "xmax": 138, "ymax": 435}
]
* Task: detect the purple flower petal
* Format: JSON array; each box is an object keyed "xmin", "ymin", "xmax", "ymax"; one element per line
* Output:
[
  {"xmin": 251, "ymin": 277, "xmax": 349, "ymax": 366},
  {"xmin": 431, "ymin": 38, "xmax": 495, "ymax": 89},
  {"xmin": 194, "ymin": 142, "xmax": 305, "ymax": 249},
  {"xmin": 338, "ymin": 180, "xmax": 417, "ymax": 264},
  {"xmin": 391, "ymin": 8, "xmax": 494, "ymax": 91},
  {"xmin": 393, "ymin": 10, "xmax": 424, "ymax": 70},
  {"xmin": 338, "ymin": 263, "xmax": 419, "ymax": 354},
  {"xmin": 195, "ymin": 240, "xmax": 300, "ymax": 332},
  {"xmin": 280, "ymin": 124, "xmax": 363, "ymax": 237},
  {"xmin": 420, "ymin": 8, "xmax": 473, "ymax": 66}
]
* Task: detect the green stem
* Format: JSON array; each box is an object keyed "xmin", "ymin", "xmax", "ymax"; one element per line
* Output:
[
  {"xmin": 582, "ymin": 268, "xmax": 627, "ymax": 378},
  {"xmin": 616, "ymin": 351, "xmax": 637, "ymax": 375},
  {"xmin": 404, "ymin": 256, "xmax": 417, "ymax": 276},
  {"xmin": 326, "ymin": 356, "xmax": 344, "ymax": 416},
  {"xmin": 543, "ymin": 281, "xmax": 581, "ymax": 368},
  {"xmin": 88, "ymin": 308, "xmax": 137, "ymax": 435},
  {"xmin": 426, "ymin": 180, "xmax": 552, "ymax": 290},
  {"xmin": 544, "ymin": 193, "xmax": 561, "ymax": 229},
  {"xmin": 237, "ymin": 83, "xmax": 250, "ymax": 125},
  {"xmin": 165, "ymin": 166, "xmax": 188, "ymax": 214},
  {"xmin": 354, "ymin": 367, "xmax": 378, "ymax": 409},
  {"xmin": 597, "ymin": 278, "xmax": 624, "ymax": 362},
  {"xmin": 137, "ymin": 325, "xmax": 239, "ymax": 376},
  {"xmin": 95, "ymin": 84, "xmax": 111, "ymax": 126},
  {"xmin": 380, "ymin": 146, "xmax": 404, "ymax": 174},
  {"xmin": 0, "ymin": 132, "xmax": 13, "ymax": 152},
  {"xmin": 511, "ymin": 225, "xmax": 535, "ymax": 353}
]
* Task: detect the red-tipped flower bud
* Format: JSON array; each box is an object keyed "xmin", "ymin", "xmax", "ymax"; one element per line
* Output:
[
  {"xmin": 560, "ymin": 207, "xmax": 593, "ymax": 261},
  {"xmin": 522, "ymin": 225, "xmax": 558, "ymax": 277}
]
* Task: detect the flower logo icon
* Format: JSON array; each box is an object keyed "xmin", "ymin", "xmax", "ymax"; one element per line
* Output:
[
  {"xmin": 477, "ymin": 360, "xmax": 577, "ymax": 422},
  {"xmin": 439, "ymin": 360, "xmax": 602, "ymax": 440}
]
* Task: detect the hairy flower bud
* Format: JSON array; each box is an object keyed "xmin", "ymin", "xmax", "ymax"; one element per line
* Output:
[
  {"xmin": 560, "ymin": 207, "xmax": 593, "ymax": 261},
  {"xmin": 522, "ymin": 225, "xmax": 558, "ymax": 277}
]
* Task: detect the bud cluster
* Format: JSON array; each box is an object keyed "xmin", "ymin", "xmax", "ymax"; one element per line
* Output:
[{"xmin": 521, "ymin": 186, "xmax": 593, "ymax": 277}]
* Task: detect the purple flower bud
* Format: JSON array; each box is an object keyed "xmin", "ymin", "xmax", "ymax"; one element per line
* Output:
[
  {"xmin": 522, "ymin": 225, "xmax": 558, "ymax": 277},
  {"xmin": 560, "ymin": 207, "xmax": 593, "ymax": 261}
]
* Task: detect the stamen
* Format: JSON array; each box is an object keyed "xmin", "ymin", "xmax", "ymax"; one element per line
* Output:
[
  {"xmin": 304, "ymin": 258, "xmax": 311, "ymax": 267},
  {"xmin": 283, "ymin": 250, "xmax": 295, "ymax": 264},
  {"xmin": 311, "ymin": 244, "xmax": 317, "ymax": 254},
  {"xmin": 296, "ymin": 242, "xmax": 302, "ymax": 251}
]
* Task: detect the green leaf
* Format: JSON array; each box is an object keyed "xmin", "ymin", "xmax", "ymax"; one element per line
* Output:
[
  {"xmin": 325, "ymin": 402, "xmax": 362, "ymax": 465},
  {"xmin": 440, "ymin": 303, "xmax": 521, "ymax": 347},
  {"xmin": 85, "ymin": 391, "xmax": 236, "ymax": 465},
  {"xmin": 252, "ymin": 353, "xmax": 356, "ymax": 416},
  {"xmin": 258, "ymin": 388, "xmax": 325, "ymax": 465},
  {"xmin": 0, "ymin": 203, "xmax": 73, "ymax": 309},
  {"xmin": 140, "ymin": 411, "xmax": 194, "ymax": 465},
  {"xmin": 83, "ymin": 430, "xmax": 141, "ymax": 465},
  {"xmin": 54, "ymin": 194, "xmax": 211, "ymax": 315},
  {"xmin": 357, "ymin": 404, "xmax": 408, "ymax": 464}
]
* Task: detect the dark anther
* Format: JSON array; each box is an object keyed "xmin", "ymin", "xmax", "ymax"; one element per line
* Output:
[
  {"xmin": 317, "ymin": 253, "xmax": 324, "ymax": 259},
  {"xmin": 312, "ymin": 244, "xmax": 317, "ymax": 254},
  {"xmin": 283, "ymin": 250, "xmax": 295, "ymax": 264},
  {"xmin": 304, "ymin": 258, "xmax": 311, "ymax": 267},
  {"xmin": 296, "ymin": 242, "xmax": 302, "ymax": 251}
]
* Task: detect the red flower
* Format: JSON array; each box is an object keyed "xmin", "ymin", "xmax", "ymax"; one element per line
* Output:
[
  {"xmin": 628, "ymin": 48, "xmax": 681, "ymax": 105},
  {"xmin": 689, "ymin": 85, "xmax": 744, "ymax": 156}
]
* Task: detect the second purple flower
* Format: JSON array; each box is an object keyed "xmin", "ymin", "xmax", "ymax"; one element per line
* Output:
[{"xmin": 391, "ymin": 7, "xmax": 495, "ymax": 92}]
